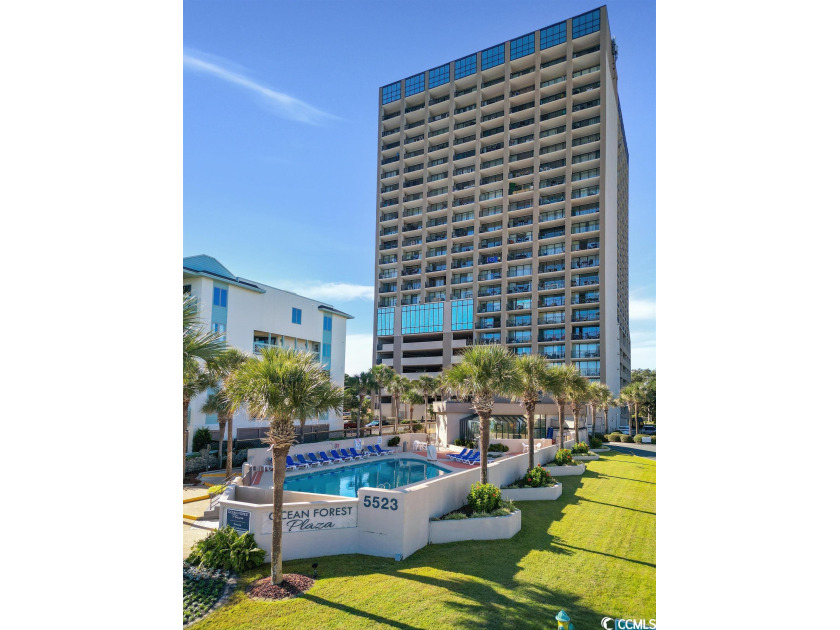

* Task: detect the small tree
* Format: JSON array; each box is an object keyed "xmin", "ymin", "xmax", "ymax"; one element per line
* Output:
[
  {"xmin": 371, "ymin": 364, "xmax": 395, "ymax": 437},
  {"xmin": 202, "ymin": 348, "xmax": 248, "ymax": 476},
  {"xmin": 389, "ymin": 375, "xmax": 411, "ymax": 434},
  {"xmin": 544, "ymin": 364, "xmax": 582, "ymax": 450},
  {"xmin": 511, "ymin": 354, "xmax": 551, "ymax": 470}
]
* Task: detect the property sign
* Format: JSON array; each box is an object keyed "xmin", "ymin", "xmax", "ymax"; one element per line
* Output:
[
  {"xmin": 226, "ymin": 508, "xmax": 251, "ymax": 533},
  {"xmin": 261, "ymin": 502, "xmax": 358, "ymax": 534}
]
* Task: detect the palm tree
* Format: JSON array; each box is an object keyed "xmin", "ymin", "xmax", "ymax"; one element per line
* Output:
[
  {"xmin": 201, "ymin": 349, "xmax": 248, "ymax": 475},
  {"xmin": 416, "ymin": 375, "xmax": 438, "ymax": 440},
  {"xmin": 227, "ymin": 346, "xmax": 342, "ymax": 585},
  {"xmin": 442, "ymin": 344, "xmax": 520, "ymax": 484},
  {"xmin": 405, "ymin": 390, "xmax": 424, "ymax": 428},
  {"xmin": 569, "ymin": 375, "xmax": 591, "ymax": 444},
  {"xmin": 183, "ymin": 294, "xmax": 227, "ymax": 479},
  {"xmin": 511, "ymin": 354, "xmax": 551, "ymax": 470},
  {"xmin": 587, "ymin": 382, "xmax": 614, "ymax": 434},
  {"xmin": 620, "ymin": 382, "xmax": 642, "ymax": 436},
  {"xmin": 544, "ymin": 364, "xmax": 583, "ymax": 450},
  {"xmin": 371, "ymin": 364, "xmax": 395, "ymax": 437},
  {"xmin": 357, "ymin": 370, "xmax": 377, "ymax": 438},
  {"xmin": 389, "ymin": 375, "xmax": 411, "ymax": 434}
]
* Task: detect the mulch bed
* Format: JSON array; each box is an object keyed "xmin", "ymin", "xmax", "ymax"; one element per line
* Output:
[{"xmin": 246, "ymin": 574, "xmax": 314, "ymax": 601}]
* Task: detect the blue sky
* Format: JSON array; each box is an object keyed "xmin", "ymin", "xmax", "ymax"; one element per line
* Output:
[{"xmin": 184, "ymin": 0, "xmax": 656, "ymax": 376}]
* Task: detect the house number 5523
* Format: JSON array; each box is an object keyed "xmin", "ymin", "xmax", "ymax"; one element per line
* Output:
[{"xmin": 363, "ymin": 496, "xmax": 398, "ymax": 510}]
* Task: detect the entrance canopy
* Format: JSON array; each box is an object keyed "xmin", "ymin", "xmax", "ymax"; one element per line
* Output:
[{"xmin": 459, "ymin": 414, "xmax": 546, "ymax": 442}]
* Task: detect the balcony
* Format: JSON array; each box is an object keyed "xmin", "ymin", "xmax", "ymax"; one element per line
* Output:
[
  {"xmin": 478, "ymin": 270, "xmax": 502, "ymax": 281},
  {"xmin": 475, "ymin": 319, "xmax": 501, "ymax": 329},
  {"xmin": 539, "ymin": 227, "xmax": 565, "ymax": 240},
  {"xmin": 402, "ymin": 237, "xmax": 422, "ymax": 247},
  {"xmin": 508, "ymin": 232, "xmax": 533, "ymax": 245},
  {"xmin": 571, "ymin": 350, "xmax": 600, "ymax": 359},
  {"xmin": 508, "ymin": 283, "xmax": 532, "ymax": 294},
  {"xmin": 380, "ymin": 255, "xmax": 398, "ymax": 265},
  {"xmin": 426, "ymin": 262, "xmax": 447, "ymax": 273},
  {"xmin": 401, "ymin": 282, "xmax": 421, "ymax": 291},
  {"xmin": 378, "ymin": 270, "xmax": 397, "ymax": 279},
  {"xmin": 453, "ymin": 227, "xmax": 475, "ymax": 238},
  {"xmin": 572, "ymin": 311, "xmax": 600, "ymax": 322},
  {"xmin": 571, "ymin": 256, "xmax": 599, "ymax": 269},
  {"xmin": 538, "ymin": 262, "xmax": 565, "ymax": 274},
  {"xmin": 507, "ymin": 249, "xmax": 532, "ymax": 262},
  {"xmin": 451, "ymin": 258, "xmax": 474, "ymax": 269},
  {"xmin": 538, "ymin": 332, "xmax": 565, "ymax": 343},
  {"xmin": 425, "ymin": 279, "xmax": 446, "ymax": 288},
  {"xmin": 479, "ymin": 254, "xmax": 502, "ymax": 265},
  {"xmin": 401, "ymin": 296, "xmax": 420, "ymax": 306},
  {"xmin": 539, "ymin": 350, "xmax": 566, "ymax": 360},
  {"xmin": 539, "ymin": 296, "xmax": 565, "ymax": 308},
  {"xmin": 571, "ymin": 293, "xmax": 600, "ymax": 305},
  {"xmin": 508, "ymin": 217, "xmax": 533, "ymax": 228},
  {"xmin": 379, "ymin": 241, "xmax": 398, "ymax": 251},
  {"xmin": 426, "ymin": 232, "xmax": 447, "ymax": 243},
  {"xmin": 478, "ymin": 286, "xmax": 502, "ymax": 297},
  {"xmin": 506, "ymin": 316, "xmax": 532, "ymax": 327},
  {"xmin": 401, "ymin": 266, "xmax": 421, "ymax": 276},
  {"xmin": 476, "ymin": 334, "xmax": 502, "ymax": 344},
  {"xmin": 538, "ymin": 314, "xmax": 566, "ymax": 325},
  {"xmin": 402, "ymin": 251, "xmax": 421, "ymax": 262},
  {"xmin": 451, "ymin": 243, "xmax": 474, "ymax": 254},
  {"xmin": 380, "ymin": 284, "xmax": 396, "ymax": 293},
  {"xmin": 571, "ymin": 276, "xmax": 599, "ymax": 287},
  {"xmin": 571, "ymin": 239, "xmax": 600, "ymax": 252},
  {"xmin": 480, "ymin": 142, "xmax": 504, "ymax": 155},
  {"xmin": 538, "ymin": 279, "xmax": 565, "ymax": 291},
  {"xmin": 479, "ymin": 238, "xmax": 502, "ymax": 250}
]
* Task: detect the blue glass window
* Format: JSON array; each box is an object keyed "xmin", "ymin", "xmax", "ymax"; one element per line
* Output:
[
  {"xmin": 429, "ymin": 63, "xmax": 450, "ymax": 89},
  {"xmin": 213, "ymin": 287, "xmax": 228, "ymax": 307},
  {"xmin": 401, "ymin": 303, "xmax": 444, "ymax": 334},
  {"xmin": 292, "ymin": 307, "xmax": 302, "ymax": 325},
  {"xmin": 572, "ymin": 9, "xmax": 600, "ymax": 39},
  {"xmin": 405, "ymin": 72, "xmax": 425, "ymax": 97},
  {"xmin": 510, "ymin": 33, "xmax": 535, "ymax": 60},
  {"xmin": 377, "ymin": 307, "xmax": 394, "ymax": 335},
  {"xmin": 540, "ymin": 21, "xmax": 567, "ymax": 49},
  {"xmin": 451, "ymin": 299, "xmax": 474, "ymax": 331},
  {"xmin": 382, "ymin": 81, "xmax": 401, "ymax": 105},
  {"xmin": 322, "ymin": 343, "xmax": 331, "ymax": 360},
  {"xmin": 323, "ymin": 315, "xmax": 332, "ymax": 331},
  {"xmin": 454, "ymin": 54, "xmax": 476, "ymax": 79},
  {"xmin": 481, "ymin": 44, "xmax": 505, "ymax": 70}
]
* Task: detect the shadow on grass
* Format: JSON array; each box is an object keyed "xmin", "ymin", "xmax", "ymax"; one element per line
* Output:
[
  {"xmin": 299, "ymin": 593, "xmax": 426, "ymax": 630},
  {"xmin": 591, "ymin": 472, "xmax": 656, "ymax": 485},
  {"xmin": 577, "ymin": 497, "xmax": 656, "ymax": 516},
  {"xmin": 550, "ymin": 541, "xmax": 656, "ymax": 569}
]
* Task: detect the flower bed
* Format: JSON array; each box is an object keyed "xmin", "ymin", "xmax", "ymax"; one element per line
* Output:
[
  {"xmin": 429, "ymin": 508, "xmax": 521, "ymax": 544},
  {"xmin": 183, "ymin": 563, "xmax": 233, "ymax": 626}
]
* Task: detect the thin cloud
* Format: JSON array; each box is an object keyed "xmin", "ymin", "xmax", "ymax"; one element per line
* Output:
[
  {"xmin": 283, "ymin": 282, "xmax": 374, "ymax": 302},
  {"xmin": 183, "ymin": 50, "xmax": 337, "ymax": 125},
  {"xmin": 344, "ymin": 333, "xmax": 374, "ymax": 375},
  {"xmin": 629, "ymin": 298, "xmax": 656, "ymax": 321}
]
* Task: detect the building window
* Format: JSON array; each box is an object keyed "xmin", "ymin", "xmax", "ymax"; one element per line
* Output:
[
  {"xmin": 292, "ymin": 307, "xmax": 302, "ymax": 325},
  {"xmin": 481, "ymin": 44, "xmax": 505, "ymax": 70},
  {"xmin": 322, "ymin": 343, "xmax": 331, "ymax": 360},
  {"xmin": 211, "ymin": 322, "xmax": 226, "ymax": 335},
  {"xmin": 451, "ymin": 299, "xmax": 474, "ymax": 331},
  {"xmin": 429, "ymin": 63, "xmax": 450, "ymax": 88},
  {"xmin": 540, "ymin": 21, "xmax": 567, "ymax": 49},
  {"xmin": 401, "ymin": 303, "xmax": 444, "ymax": 334},
  {"xmin": 183, "ymin": 284, "xmax": 191, "ymax": 295},
  {"xmin": 212, "ymin": 287, "xmax": 228, "ymax": 307},
  {"xmin": 510, "ymin": 33, "xmax": 535, "ymax": 60},
  {"xmin": 405, "ymin": 72, "xmax": 425, "ymax": 97},
  {"xmin": 323, "ymin": 316, "xmax": 332, "ymax": 332},
  {"xmin": 382, "ymin": 81, "xmax": 401, "ymax": 105},
  {"xmin": 377, "ymin": 307, "xmax": 395, "ymax": 335},
  {"xmin": 454, "ymin": 54, "xmax": 477, "ymax": 79},
  {"xmin": 572, "ymin": 9, "xmax": 600, "ymax": 39}
]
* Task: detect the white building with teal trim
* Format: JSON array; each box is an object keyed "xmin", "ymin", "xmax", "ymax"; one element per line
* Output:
[{"xmin": 183, "ymin": 255, "xmax": 352, "ymax": 451}]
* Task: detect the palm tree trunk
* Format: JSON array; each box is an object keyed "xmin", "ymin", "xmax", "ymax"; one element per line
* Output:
[
  {"xmin": 558, "ymin": 402, "xmax": 565, "ymax": 449},
  {"xmin": 271, "ymin": 442, "xmax": 290, "ymax": 585},
  {"xmin": 358, "ymin": 397, "xmax": 363, "ymax": 439},
  {"xmin": 183, "ymin": 398, "xmax": 190, "ymax": 480},
  {"xmin": 526, "ymin": 403, "xmax": 535, "ymax": 470},
  {"xmin": 226, "ymin": 415, "xmax": 234, "ymax": 479},
  {"xmin": 573, "ymin": 407, "xmax": 580, "ymax": 445},
  {"xmin": 218, "ymin": 418, "xmax": 226, "ymax": 469},
  {"xmin": 378, "ymin": 389, "xmax": 383, "ymax": 437},
  {"xmin": 479, "ymin": 412, "xmax": 491, "ymax": 484},
  {"xmin": 634, "ymin": 403, "xmax": 639, "ymax": 436}
]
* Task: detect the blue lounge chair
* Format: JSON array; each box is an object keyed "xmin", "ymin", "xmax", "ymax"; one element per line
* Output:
[
  {"xmin": 448, "ymin": 448, "xmax": 468, "ymax": 460},
  {"xmin": 331, "ymin": 449, "xmax": 352, "ymax": 462},
  {"xmin": 318, "ymin": 451, "xmax": 337, "ymax": 465},
  {"xmin": 375, "ymin": 444, "xmax": 393, "ymax": 456},
  {"xmin": 341, "ymin": 448, "xmax": 361, "ymax": 460},
  {"xmin": 453, "ymin": 449, "xmax": 474, "ymax": 462},
  {"xmin": 349, "ymin": 447, "xmax": 366, "ymax": 459},
  {"xmin": 285, "ymin": 455, "xmax": 298, "ymax": 470},
  {"xmin": 295, "ymin": 454, "xmax": 311, "ymax": 468},
  {"xmin": 465, "ymin": 451, "xmax": 481, "ymax": 465},
  {"xmin": 367, "ymin": 445, "xmax": 383, "ymax": 457},
  {"xmin": 307, "ymin": 453, "xmax": 323, "ymax": 466}
]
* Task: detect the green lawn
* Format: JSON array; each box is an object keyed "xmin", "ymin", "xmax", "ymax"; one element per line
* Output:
[{"xmin": 192, "ymin": 451, "xmax": 655, "ymax": 629}]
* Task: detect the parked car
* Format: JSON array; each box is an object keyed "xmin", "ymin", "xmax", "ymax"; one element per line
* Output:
[
  {"xmin": 641, "ymin": 425, "xmax": 656, "ymax": 435},
  {"xmin": 618, "ymin": 425, "xmax": 631, "ymax": 435},
  {"xmin": 343, "ymin": 421, "xmax": 357, "ymax": 430},
  {"xmin": 365, "ymin": 420, "xmax": 380, "ymax": 427}
]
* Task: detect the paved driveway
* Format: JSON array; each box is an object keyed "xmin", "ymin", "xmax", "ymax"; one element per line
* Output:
[{"xmin": 607, "ymin": 442, "xmax": 656, "ymax": 459}]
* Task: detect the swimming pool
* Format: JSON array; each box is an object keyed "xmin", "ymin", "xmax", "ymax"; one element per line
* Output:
[{"xmin": 284, "ymin": 457, "xmax": 451, "ymax": 497}]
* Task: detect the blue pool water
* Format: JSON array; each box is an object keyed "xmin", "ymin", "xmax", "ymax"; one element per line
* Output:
[{"xmin": 284, "ymin": 457, "xmax": 451, "ymax": 497}]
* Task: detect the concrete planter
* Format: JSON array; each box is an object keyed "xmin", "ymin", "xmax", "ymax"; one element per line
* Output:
[
  {"xmin": 544, "ymin": 464, "xmax": 585, "ymax": 476},
  {"xmin": 591, "ymin": 447, "xmax": 610, "ymax": 452},
  {"xmin": 429, "ymin": 509, "xmax": 521, "ymax": 544},
  {"xmin": 501, "ymin": 483, "xmax": 562, "ymax": 502},
  {"xmin": 572, "ymin": 453, "xmax": 600, "ymax": 461}
]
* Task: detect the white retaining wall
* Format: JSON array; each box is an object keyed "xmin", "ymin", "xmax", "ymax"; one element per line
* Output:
[
  {"xmin": 246, "ymin": 433, "xmax": 431, "ymax": 468},
  {"xmin": 221, "ymin": 445, "xmax": 559, "ymax": 561}
]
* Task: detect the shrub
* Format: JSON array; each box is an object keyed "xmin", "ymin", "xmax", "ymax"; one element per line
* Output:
[
  {"xmin": 442, "ymin": 512, "xmax": 467, "ymax": 520},
  {"xmin": 488, "ymin": 443, "xmax": 510, "ymax": 452},
  {"xmin": 620, "ymin": 434, "xmax": 632, "ymax": 443},
  {"xmin": 192, "ymin": 428, "xmax": 213, "ymax": 453},
  {"xmin": 453, "ymin": 438, "xmax": 464, "ymax": 446},
  {"xmin": 186, "ymin": 526, "xmax": 265, "ymax": 572},
  {"xmin": 468, "ymin": 482, "xmax": 502, "ymax": 513},
  {"xmin": 572, "ymin": 442, "xmax": 590, "ymax": 454},
  {"xmin": 590, "ymin": 437, "xmax": 603, "ymax": 448},
  {"xmin": 387, "ymin": 436, "xmax": 400, "ymax": 447},
  {"xmin": 634, "ymin": 434, "xmax": 644, "ymax": 443},
  {"xmin": 523, "ymin": 465, "xmax": 555, "ymax": 488},
  {"xmin": 411, "ymin": 423, "xmax": 422, "ymax": 432},
  {"xmin": 554, "ymin": 449, "xmax": 574, "ymax": 466},
  {"xmin": 651, "ymin": 436, "xmax": 656, "ymax": 444}
]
